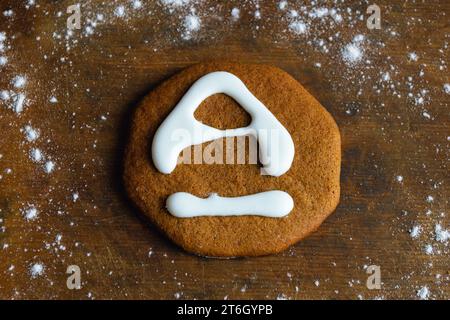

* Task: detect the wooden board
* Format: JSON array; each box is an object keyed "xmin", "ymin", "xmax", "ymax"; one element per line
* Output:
[{"xmin": 0, "ymin": 0, "xmax": 448, "ymax": 299}]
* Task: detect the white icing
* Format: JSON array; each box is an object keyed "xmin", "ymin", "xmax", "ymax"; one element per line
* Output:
[
  {"xmin": 151, "ymin": 71, "xmax": 295, "ymax": 177},
  {"xmin": 152, "ymin": 71, "xmax": 296, "ymax": 218},
  {"xmin": 166, "ymin": 191, "xmax": 294, "ymax": 218}
]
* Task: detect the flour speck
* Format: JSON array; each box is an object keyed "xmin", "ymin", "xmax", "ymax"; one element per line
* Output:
[
  {"xmin": 443, "ymin": 83, "xmax": 450, "ymax": 94},
  {"xmin": 416, "ymin": 286, "xmax": 429, "ymax": 300},
  {"xmin": 25, "ymin": 0, "xmax": 36, "ymax": 9},
  {"xmin": 289, "ymin": 20, "xmax": 308, "ymax": 35},
  {"xmin": 114, "ymin": 5, "xmax": 126, "ymax": 18},
  {"xmin": 276, "ymin": 293, "xmax": 289, "ymax": 300},
  {"xmin": 161, "ymin": 0, "xmax": 190, "ymax": 7},
  {"xmin": 409, "ymin": 225, "xmax": 422, "ymax": 239},
  {"xmin": 278, "ymin": 1, "xmax": 288, "ymax": 10},
  {"xmin": 434, "ymin": 224, "xmax": 449, "ymax": 243},
  {"xmin": 408, "ymin": 52, "xmax": 418, "ymax": 61},
  {"xmin": 0, "ymin": 56, "xmax": 7, "ymax": 66},
  {"xmin": 12, "ymin": 75, "xmax": 27, "ymax": 88},
  {"xmin": 182, "ymin": 14, "xmax": 201, "ymax": 40},
  {"xmin": 342, "ymin": 38, "xmax": 364, "ymax": 65},
  {"xmin": 29, "ymin": 148, "xmax": 43, "ymax": 162},
  {"xmin": 3, "ymin": 10, "xmax": 14, "ymax": 17},
  {"xmin": 23, "ymin": 125, "xmax": 40, "ymax": 142},
  {"xmin": 0, "ymin": 90, "xmax": 10, "ymax": 101},
  {"xmin": 132, "ymin": 0, "xmax": 143, "ymax": 10},
  {"xmin": 231, "ymin": 8, "xmax": 240, "ymax": 20},
  {"xmin": 422, "ymin": 111, "xmax": 431, "ymax": 119},
  {"xmin": 44, "ymin": 161, "xmax": 55, "ymax": 174},
  {"xmin": 12, "ymin": 93, "xmax": 27, "ymax": 113},
  {"xmin": 22, "ymin": 205, "xmax": 38, "ymax": 221},
  {"xmin": 424, "ymin": 244, "xmax": 433, "ymax": 255},
  {"xmin": 30, "ymin": 263, "xmax": 45, "ymax": 278}
]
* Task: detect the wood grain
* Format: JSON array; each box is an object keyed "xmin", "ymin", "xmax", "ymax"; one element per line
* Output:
[{"xmin": 0, "ymin": 0, "xmax": 448, "ymax": 299}]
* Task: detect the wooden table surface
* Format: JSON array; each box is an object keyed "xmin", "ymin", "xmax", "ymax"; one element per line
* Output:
[{"xmin": 0, "ymin": 0, "xmax": 448, "ymax": 300}]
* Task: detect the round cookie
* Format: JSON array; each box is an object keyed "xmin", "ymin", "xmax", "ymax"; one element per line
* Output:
[{"xmin": 124, "ymin": 62, "xmax": 341, "ymax": 257}]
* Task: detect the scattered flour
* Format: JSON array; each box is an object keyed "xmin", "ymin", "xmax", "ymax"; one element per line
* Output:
[
  {"xmin": 408, "ymin": 52, "xmax": 418, "ymax": 61},
  {"xmin": 0, "ymin": 90, "xmax": 10, "ymax": 100},
  {"xmin": 23, "ymin": 125, "xmax": 40, "ymax": 142},
  {"xmin": 1, "ymin": 90, "xmax": 28, "ymax": 114},
  {"xmin": 434, "ymin": 224, "xmax": 449, "ymax": 243},
  {"xmin": 342, "ymin": 43, "xmax": 362, "ymax": 64},
  {"xmin": 30, "ymin": 263, "xmax": 45, "ymax": 278},
  {"xmin": 0, "ymin": 0, "xmax": 448, "ymax": 300},
  {"xmin": 289, "ymin": 20, "xmax": 308, "ymax": 35},
  {"xmin": 416, "ymin": 286, "xmax": 429, "ymax": 300},
  {"xmin": 341, "ymin": 35, "xmax": 365, "ymax": 65},
  {"xmin": 276, "ymin": 293, "xmax": 289, "ymax": 300},
  {"xmin": 22, "ymin": 205, "xmax": 38, "ymax": 221},
  {"xmin": 443, "ymin": 83, "xmax": 450, "ymax": 94},
  {"xmin": 424, "ymin": 244, "xmax": 433, "ymax": 255},
  {"xmin": 114, "ymin": 5, "xmax": 126, "ymax": 18},
  {"xmin": 182, "ymin": 14, "xmax": 201, "ymax": 40},
  {"xmin": 12, "ymin": 75, "xmax": 27, "ymax": 88},
  {"xmin": 422, "ymin": 111, "xmax": 431, "ymax": 119},
  {"xmin": 409, "ymin": 225, "xmax": 422, "ymax": 239},
  {"xmin": 132, "ymin": 0, "xmax": 143, "ymax": 10},
  {"xmin": 12, "ymin": 93, "xmax": 27, "ymax": 113},
  {"xmin": 288, "ymin": 9, "xmax": 298, "ymax": 18},
  {"xmin": 381, "ymin": 72, "xmax": 390, "ymax": 82},
  {"xmin": 25, "ymin": 0, "xmax": 36, "ymax": 9},
  {"xmin": 309, "ymin": 7, "xmax": 329, "ymax": 19},
  {"xmin": 231, "ymin": 8, "xmax": 240, "ymax": 20},
  {"xmin": 161, "ymin": 0, "xmax": 190, "ymax": 7},
  {"xmin": 353, "ymin": 34, "xmax": 365, "ymax": 43},
  {"xmin": 0, "ymin": 56, "xmax": 7, "ymax": 66},
  {"xmin": 29, "ymin": 148, "xmax": 43, "ymax": 162},
  {"xmin": 3, "ymin": 10, "xmax": 14, "ymax": 17},
  {"xmin": 44, "ymin": 161, "xmax": 55, "ymax": 174},
  {"xmin": 278, "ymin": 1, "xmax": 288, "ymax": 10},
  {"xmin": 160, "ymin": 0, "xmax": 191, "ymax": 14},
  {"xmin": 330, "ymin": 9, "xmax": 343, "ymax": 23}
]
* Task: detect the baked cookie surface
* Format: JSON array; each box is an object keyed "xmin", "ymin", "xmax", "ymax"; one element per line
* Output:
[{"xmin": 124, "ymin": 62, "xmax": 341, "ymax": 257}]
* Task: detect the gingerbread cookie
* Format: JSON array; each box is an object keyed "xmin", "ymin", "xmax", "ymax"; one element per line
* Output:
[{"xmin": 124, "ymin": 62, "xmax": 341, "ymax": 257}]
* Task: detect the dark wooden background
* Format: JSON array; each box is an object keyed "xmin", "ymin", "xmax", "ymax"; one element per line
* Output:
[{"xmin": 0, "ymin": 0, "xmax": 448, "ymax": 299}]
